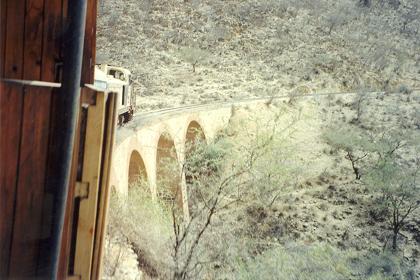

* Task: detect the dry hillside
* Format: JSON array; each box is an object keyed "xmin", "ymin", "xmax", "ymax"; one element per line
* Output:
[
  {"xmin": 98, "ymin": 1, "xmax": 420, "ymax": 279},
  {"xmin": 97, "ymin": 0, "xmax": 419, "ymax": 111}
]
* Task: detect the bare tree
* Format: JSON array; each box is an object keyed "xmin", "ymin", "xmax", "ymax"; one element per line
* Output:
[
  {"xmin": 351, "ymin": 90, "xmax": 369, "ymax": 123},
  {"xmin": 323, "ymin": 125, "xmax": 371, "ymax": 180},
  {"xmin": 171, "ymin": 169, "xmax": 245, "ymax": 280},
  {"xmin": 325, "ymin": 122, "xmax": 419, "ymax": 251},
  {"xmin": 170, "ymin": 109, "xmax": 299, "ymax": 279},
  {"xmin": 366, "ymin": 157, "xmax": 420, "ymax": 251},
  {"xmin": 179, "ymin": 47, "xmax": 209, "ymax": 73}
]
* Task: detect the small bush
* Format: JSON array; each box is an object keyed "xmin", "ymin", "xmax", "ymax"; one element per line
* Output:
[
  {"xmin": 235, "ymin": 243, "xmax": 414, "ymax": 280},
  {"xmin": 178, "ymin": 47, "xmax": 210, "ymax": 73},
  {"xmin": 105, "ymin": 185, "xmax": 173, "ymax": 278}
]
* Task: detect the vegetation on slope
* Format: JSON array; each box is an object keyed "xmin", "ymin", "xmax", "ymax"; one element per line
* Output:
[
  {"xmin": 104, "ymin": 91, "xmax": 420, "ymax": 279},
  {"xmin": 99, "ymin": 0, "xmax": 419, "ymax": 279},
  {"xmin": 97, "ymin": 0, "xmax": 419, "ymax": 111}
]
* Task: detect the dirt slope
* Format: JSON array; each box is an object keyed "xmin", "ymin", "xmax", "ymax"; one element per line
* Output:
[{"xmin": 97, "ymin": 0, "xmax": 419, "ymax": 112}]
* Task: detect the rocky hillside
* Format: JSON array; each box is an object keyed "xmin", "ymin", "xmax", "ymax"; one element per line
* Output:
[
  {"xmin": 97, "ymin": 0, "xmax": 419, "ymax": 111},
  {"xmin": 98, "ymin": 1, "xmax": 420, "ymax": 279},
  {"xmin": 103, "ymin": 90, "xmax": 420, "ymax": 279}
]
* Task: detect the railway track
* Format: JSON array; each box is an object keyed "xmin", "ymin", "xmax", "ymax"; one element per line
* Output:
[{"xmin": 117, "ymin": 88, "xmax": 420, "ymax": 142}]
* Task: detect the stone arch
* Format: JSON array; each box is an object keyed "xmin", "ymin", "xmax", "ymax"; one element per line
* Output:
[
  {"xmin": 156, "ymin": 132, "xmax": 182, "ymax": 207},
  {"xmin": 128, "ymin": 150, "xmax": 148, "ymax": 187},
  {"xmin": 184, "ymin": 121, "xmax": 207, "ymax": 213},
  {"xmin": 185, "ymin": 121, "xmax": 206, "ymax": 148}
]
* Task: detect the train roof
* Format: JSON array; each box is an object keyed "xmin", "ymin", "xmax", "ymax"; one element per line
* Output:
[{"xmin": 94, "ymin": 66, "xmax": 127, "ymax": 91}]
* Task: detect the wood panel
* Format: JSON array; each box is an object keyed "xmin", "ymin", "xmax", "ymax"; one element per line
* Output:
[
  {"xmin": 73, "ymin": 91, "xmax": 106, "ymax": 280},
  {"xmin": 42, "ymin": 0, "xmax": 63, "ymax": 82},
  {"xmin": 3, "ymin": 0, "xmax": 25, "ymax": 79},
  {"xmin": 1, "ymin": 0, "xmax": 101, "ymax": 277},
  {"xmin": 0, "ymin": 0, "xmax": 26, "ymax": 276},
  {"xmin": 37, "ymin": 0, "xmax": 64, "ymax": 275},
  {"xmin": 9, "ymin": 87, "xmax": 52, "ymax": 277},
  {"xmin": 22, "ymin": 0, "xmax": 45, "ymax": 79},
  {"xmin": 7, "ymin": 0, "xmax": 51, "ymax": 276},
  {"xmin": 82, "ymin": 0, "xmax": 97, "ymax": 84},
  {"xmin": 0, "ymin": 0, "xmax": 7, "ymax": 76},
  {"xmin": 0, "ymin": 83, "xmax": 24, "ymax": 278},
  {"xmin": 91, "ymin": 92, "xmax": 118, "ymax": 279}
]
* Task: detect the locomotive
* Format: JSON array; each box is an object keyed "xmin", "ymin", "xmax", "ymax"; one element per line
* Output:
[{"xmin": 94, "ymin": 64, "xmax": 135, "ymax": 124}]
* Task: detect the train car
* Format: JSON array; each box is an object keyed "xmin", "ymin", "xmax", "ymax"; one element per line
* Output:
[
  {"xmin": 94, "ymin": 64, "xmax": 135, "ymax": 124},
  {"xmin": 1, "ymin": 1, "xmax": 120, "ymax": 278}
]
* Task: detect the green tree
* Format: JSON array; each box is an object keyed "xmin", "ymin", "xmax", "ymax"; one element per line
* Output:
[
  {"xmin": 179, "ymin": 47, "xmax": 209, "ymax": 73},
  {"xmin": 366, "ymin": 157, "xmax": 420, "ymax": 251},
  {"xmin": 323, "ymin": 125, "xmax": 371, "ymax": 180}
]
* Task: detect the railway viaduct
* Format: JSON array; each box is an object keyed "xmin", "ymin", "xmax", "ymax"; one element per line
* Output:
[
  {"xmin": 109, "ymin": 89, "xmax": 410, "ymax": 218},
  {"xmin": 110, "ymin": 103, "xmax": 238, "ymax": 218}
]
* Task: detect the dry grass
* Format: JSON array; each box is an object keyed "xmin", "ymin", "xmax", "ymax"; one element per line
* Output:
[
  {"xmin": 104, "ymin": 92, "xmax": 419, "ymax": 278},
  {"xmin": 97, "ymin": 0, "xmax": 419, "ymax": 111}
]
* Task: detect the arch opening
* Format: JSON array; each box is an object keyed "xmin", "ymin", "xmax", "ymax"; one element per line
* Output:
[
  {"xmin": 156, "ymin": 132, "xmax": 182, "ymax": 208},
  {"xmin": 128, "ymin": 150, "xmax": 148, "ymax": 188},
  {"xmin": 184, "ymin": 121, "xmax": 207, "ymax": 213},
  {"xmin": 185, "ymin": 121, "xmax": 206, "ymax": 149}
]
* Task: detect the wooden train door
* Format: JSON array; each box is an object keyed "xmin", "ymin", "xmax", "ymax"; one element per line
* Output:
[{"xmin": 67, "ymin": 89, "xmax": 118, "ymax": 280}]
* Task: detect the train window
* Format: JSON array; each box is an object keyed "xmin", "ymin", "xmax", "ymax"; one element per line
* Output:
[
  {"xmin": 108, "ymin": 69, "xmax": 126, "ymax": 81},
  {"xmin": 94, "ymin": 79, "xmax": 107, "ymax": 91},
  {"xmin": 109, "ymin": 69, "xmax": 116, "ymax": 77}
]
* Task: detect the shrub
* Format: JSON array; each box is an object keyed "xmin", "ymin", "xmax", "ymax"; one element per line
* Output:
[
  {"xmin": 398, "ymin": 84, "xmax": 412, "ymax": 95},
  {"xmin": 105, "ymin": 185, "xmax": 174, "ymax": 278},
  {"xmin": 365, "ymin": 158, "xmax": 420, "ymax": 251},
  {"xmin": 356, "ymin": 251, "xmax": 416, "ymax": 280},
  {"xmin": 170, "ymin": 107, "xmax": 303, "ymax": 279},
  {"xmin": 235, "ymin": 243, "xmax": 353, "ymax": 280},
  {"xmin": 235, "ymin": 243, "xmax": 414, "ymax": 280},
  {"xmin": 178, "ymin": 47, "xmax": 210, "ymax": 73},
  {"xmin": 323, "ymin": 125, "xmax": 372, "ymax": 180},
  {"xmin": 320, "ymin": 0, "xmax": 357, "ymax": 34}
]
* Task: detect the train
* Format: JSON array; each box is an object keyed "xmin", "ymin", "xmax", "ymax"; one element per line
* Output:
[
  {"xmin": 2, "ymin": 2, "xmax": 141, "ymax": 279},
  {"xmin": 94, "ymin": 64, "xmax": 135, "ymax": 125}
]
